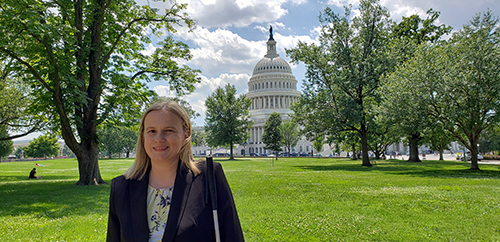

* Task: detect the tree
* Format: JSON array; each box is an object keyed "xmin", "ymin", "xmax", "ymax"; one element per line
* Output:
[
  {"xmin": 205, "ymin": 84, "xmax": 252, "ymax": 160},
  {"xmin": 280, "ymin": 120, "xmax": 299, "ymax": 156},
  {"xmin": 120, "ymin": 126, "xmax": 138, "ymax": 158},
  {"xmin": 312, "ymin": 135, "xmax": 324, "ymax": 157},
  {"xmin": 14, "ymin": 146, "xmax": 25, "ymax": 159},
  {"xmin": 24, "ymin": 134, "xmax": 60, "ymax": 158},
  {"xmin": 61, "ymin": 144, "xmax": 75, "ymax": 158},
  {"xmin": 381, "ymin": 9, "xmax": 451, "ymax": 162},
  {"xmin": 262, "ymin": 112, "xmax": 282, "ymax": 161},
  {"xmin": 386, "ymin": 11, "xmax": 500, "ymax": 170},
  {"xmin": 0, "ymin": 126, "xmax": 13, "ymax": 158},
  {"xmin": 191, "ymin": 129, "xmax": 206, "ymax": 147},
  {"xmin": 0, "ymin": 1, "xmax": 200, "ymax": 184},
  {"xmin": 98, "ymin": 124, "xmax": 138, "ymax": 158},
  {"xmin": 287, "ymin": 0, "xmax": 392, "ymax": 166},
  {"xmin": 478, "ymin": 125, "xmax": 500, "ymax": 154},
  {"xmin": 0, "ymin": 66, "xmax": 43, "ymax": 141},
  {"xmin": 367, "ymin": 115, "xmax": 400, "ymax": 159},
  {"xmin": 428, "ymin": 11, "xmax": 500, "ymax": 170},
  {"xmin": 424, "ymin": 124, "xmax": 455, "ymax": 160},
  {"xmin": 98, "ymin": 125, "xmax": 124, "ymax": 158}
]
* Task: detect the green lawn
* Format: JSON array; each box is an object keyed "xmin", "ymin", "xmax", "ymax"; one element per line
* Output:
[{"xmin": 1, "ymin": 158, "xmax": 499, "ymax": 241}]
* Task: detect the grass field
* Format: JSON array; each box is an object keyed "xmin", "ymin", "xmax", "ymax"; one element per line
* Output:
[{"xmin": 1, "ymin": 157, "xmax": 499, "ymax": 241}]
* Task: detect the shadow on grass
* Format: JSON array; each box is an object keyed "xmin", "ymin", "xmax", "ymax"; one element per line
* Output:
[
  {"xmin": 0, "ymin": 175, "xmax": 78, "ymax": 183},
  {"xmin": 0, "ymin": 179, "xmax": 110, "ymax": 219},
  {"xmin": 295, "ymin": 159, "xmax": 500, "ymax": 179}
]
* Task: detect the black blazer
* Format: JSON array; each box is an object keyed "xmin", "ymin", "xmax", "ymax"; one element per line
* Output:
[{"xmin": 107, "ymin": 160, "xmax": 244, "ymax": 242}]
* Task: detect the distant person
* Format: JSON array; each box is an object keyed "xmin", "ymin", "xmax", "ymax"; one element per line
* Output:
[
  {"xmin": 29, "ymin": 168, "xmax": 41, "ymax": 179},
  {"xmin": 36, "ymin": 163, "xmax": 43, "ymax": 167},
  {"xmin": 107, "ymin": 100, "xmax": 244, "ymax": 242}
]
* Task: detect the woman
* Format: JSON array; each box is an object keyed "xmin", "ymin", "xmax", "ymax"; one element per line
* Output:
[{"xmin": 107, "ymin": 100, "xmax": 244, "ymax": 242}]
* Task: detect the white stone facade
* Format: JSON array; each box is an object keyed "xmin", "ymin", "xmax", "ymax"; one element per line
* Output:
[
  {"xmin": 194, "ymin": 28, "xmax": 334, "ymax": 157},
  {"xmin": 241, "ymin": 28, "xmax": 332, "ymax": 156}
]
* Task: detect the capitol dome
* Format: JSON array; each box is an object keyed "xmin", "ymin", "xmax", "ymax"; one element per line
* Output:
[
  {"xmin": 244, "ymin": 26, "xmax": 302, "ymax": 156},
  {"xmin": 252, "ymin": 56, "xmax": 292, "ymax": 75}
]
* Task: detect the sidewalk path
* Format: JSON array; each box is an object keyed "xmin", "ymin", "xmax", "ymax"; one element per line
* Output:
[{"xmin": 392, "ymin": 154, "xmax": 500, "ymax": 165}]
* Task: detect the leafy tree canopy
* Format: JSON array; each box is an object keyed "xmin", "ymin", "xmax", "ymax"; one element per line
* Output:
[
  {"xmin": 204, "ymin": 84, "xmax": 252, "ymax": 160},
  {"xmin": 287, "ymin": 0, "xmax": 392, "ymax": 166},
  {"xmin": 0, "ymin": 126, "xmax": 13, "ymax": 158},
  {"xmin": 24, "ymin": 134, "xmax": 59, "ymax": 158},
  {"xmin": 262, "ymin": 112, "xmax": 283, "ymax": 160},
  {"xmin": 0, "ymin": 63, "xmax": 44, "ymax": 141},
  {"xmin": 280, "ymin": 120, "xmax": 299, "ymax": 155},
  {"xmin": 0, "ymin": 0, "xmax": 200, "ymax": 184}
]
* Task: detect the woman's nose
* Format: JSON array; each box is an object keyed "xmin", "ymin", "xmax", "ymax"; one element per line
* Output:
[{"xmin": 155, "ymin": 133, "xmax": 166, "ymax": 141}]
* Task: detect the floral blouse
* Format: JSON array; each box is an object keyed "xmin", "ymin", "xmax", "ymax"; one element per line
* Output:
[{"xmin": 147, "ymin": 185, "xmax": 174, "ymax": 242}]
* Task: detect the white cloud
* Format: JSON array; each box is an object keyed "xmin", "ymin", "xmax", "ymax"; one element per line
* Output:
[
  {"xmin": 141, "ymin": 43, "xmax": 157, "ymax": 56},
  {"xmin": 154, "ymin": 73, "xmax": 251, "ymax": 125},
  {"xmin": 327, "ymin": 0, "xmax": 359, "ymax": 8},
  {"xmin": 177, "ymin": 0, "xmax": 291, "ymax": 28},
  {"xmin": 175, "ymin": 27, "xmax": 265, "ymax": 77}
]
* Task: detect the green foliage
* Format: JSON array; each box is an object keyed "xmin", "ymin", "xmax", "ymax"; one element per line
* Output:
[
  {"xmin": 61, "ymin": 144, "xmax": 75, "ymax": 158},
  {"xmin": 312, "ymin": 135, "xmax": 324, "ymax": 155},
  {"xmin": 98, "ymin": 125, "xmax": 138, "ymax": 158},
  {"xmin": 381, "ymin": 9, "xmax": 451, "ymax": 162},
  {"xmin": 287, "ymin": 0, "xmax": 391, "ymax": 166},
  {"xmin": 191, "ymin": 129, "xmax": 206, "ymax": 147},
  {"xmin": 0, "ymin": 0, "xmax": 200, "ymax": 185},
  {"xmin": 1, "ymin": 158, "xmax": 500, "ymax": 241},
  {"xmin": 393, "ymin": 9, "xmax": 451, "ymax": 42},
  {"xmin": 14, "ymin": 146, "xmax": 24, "ymax": 159},
  {"xmin": 262, "ymin": 112, "xmax": 283, "ymax": 158},
  {"xmin": 479, "ymin": 125, "xmax": 500, "ymax": 154},
  {"xmin": 0, "ymin": 66, "xmax": 42, "ymax": 141},
  {"xmin": 424, "ymin": 125, "xmax": 455, "ymax": 159},
  {"xmin": 24, "ymin": 134, "xmax": 59, "ymax": 158},
  {"xmin": 386, "ymin": 10, "xmax": 500, "ymax": 169},
  {"xmin": 280, "ymin": 120, "xmax": 300, "ymax": 154},
  {"xmin": 0, "ymin": 127, "xmax": 13, "ymax": 158},
  {"xmin": 205, "ymin": 84, "xmax": 253, "ymax": 159}
]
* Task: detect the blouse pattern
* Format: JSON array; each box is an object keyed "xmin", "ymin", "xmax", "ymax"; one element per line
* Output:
[{"xmin": 147, "ymin": 185, "xmax": 174, "ymax": 242}]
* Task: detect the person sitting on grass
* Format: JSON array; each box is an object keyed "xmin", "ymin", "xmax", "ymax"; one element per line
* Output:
[{"xmin": 29, "ymin": 168, "xmax": 41, "ymax": 179}]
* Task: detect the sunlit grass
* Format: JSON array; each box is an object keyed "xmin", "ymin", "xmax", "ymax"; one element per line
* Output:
[{"xmin": 1, "ymin": 157, "xmax": 499, "ymax": 241}]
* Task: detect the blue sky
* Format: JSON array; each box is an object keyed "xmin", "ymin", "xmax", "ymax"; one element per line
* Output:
[
  {"xmin": 146, "ymin": 0, "xmax": 499, "ymax": 127},
  {"xmin": 14, "ymin": 0, "xmax": 500, "ymax": 141}
]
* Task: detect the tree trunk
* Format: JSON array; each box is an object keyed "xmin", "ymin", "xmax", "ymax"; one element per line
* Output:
[
  {"xmin": 439, "ymin": 148, "xmax": 444, "ymax": 160},
  {"xmin": 229, "ymin": 142, "xmax": 234, "ymax": 160},
  {"xmin": 469, "ymin": 142, "xmax": 479, "ymax": 170},
  {"xmin": 407, "ymin": 133, "xmax": 422, "ymax": 162},
  {"xmin": 360, "ymin": 126, "xmax": 372, "ymax": 166},
  {"xmin": 351, "ymin": 143, "xmax": 357, "ymax": 160},
  {"xmin": 75, "ymin": 140, "xmax": 103, "ymax": 185}
]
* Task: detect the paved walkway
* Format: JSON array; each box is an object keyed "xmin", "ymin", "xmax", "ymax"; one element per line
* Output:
[{"xmin": 392, "ymin": 153, "xmax": 500, "ymax": 165}]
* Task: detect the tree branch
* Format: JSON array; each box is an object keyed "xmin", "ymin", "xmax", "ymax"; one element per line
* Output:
[{"xmin": 0, "ymin": 47, "xmax": 54, "ymax": 93}]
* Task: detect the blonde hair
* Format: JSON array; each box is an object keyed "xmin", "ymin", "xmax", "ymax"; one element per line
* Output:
[{"xmin": 124, "ymin": 100, "xmax": 200, "ymax": 180}]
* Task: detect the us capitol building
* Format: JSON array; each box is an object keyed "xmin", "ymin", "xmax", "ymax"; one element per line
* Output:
[
  {"xmin": 244, "ymin": 28, "xmax": 302, "ymax": 155},
  {"xmin": 194, "ymin": 27, "xmax": 333, "ymax": 156}
]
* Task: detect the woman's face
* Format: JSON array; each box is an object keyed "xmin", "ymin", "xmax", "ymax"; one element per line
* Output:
[{"xmin": 143, "ymin": 110, "xmax": 188, "ymax": 165}]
